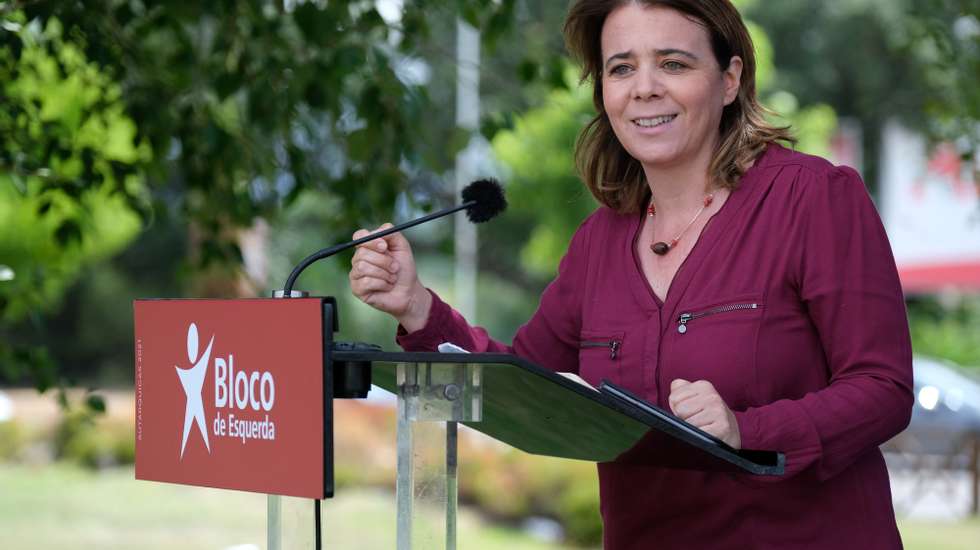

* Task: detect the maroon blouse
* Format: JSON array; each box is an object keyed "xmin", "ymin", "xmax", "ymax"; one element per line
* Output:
[{"xmin": 398, "ymin": 144, "xmax": 913, "ymax": 549}]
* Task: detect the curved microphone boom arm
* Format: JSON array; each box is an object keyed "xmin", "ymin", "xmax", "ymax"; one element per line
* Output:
[{"xmin": 281, "ymin": 178, "xmax": 506, "ymax": 295}]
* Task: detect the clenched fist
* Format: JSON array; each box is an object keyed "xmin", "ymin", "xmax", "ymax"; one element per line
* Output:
[
  {"xmin": 348, "ymin": 223, "xmax": 432, "ymax": 333},
  {"xmin": 668, "ymin": 378, "xmax": 741, "ymax": 449}
]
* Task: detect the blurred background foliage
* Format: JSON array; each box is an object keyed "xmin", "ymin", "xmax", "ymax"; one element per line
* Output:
[
  {"xmin": 0, "ymin": 0, "xmax": 978, "ymax": 546},
  {"xmin": 743, "ymin": 0, "xmax": 979, "ymax": 189}
]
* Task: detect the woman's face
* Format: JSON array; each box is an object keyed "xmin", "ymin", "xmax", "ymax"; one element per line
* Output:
[{"xmin": 600, "ymin": 3, "xmax": 742, "ymax": 174}]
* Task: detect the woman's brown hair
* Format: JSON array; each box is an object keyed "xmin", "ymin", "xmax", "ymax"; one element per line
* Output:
[{"xmin": 564, "ymin": 0, "xmax": 795, "ymax": 213}]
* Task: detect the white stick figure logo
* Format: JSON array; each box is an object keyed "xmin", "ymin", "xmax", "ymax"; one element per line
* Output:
[{"xmin": 175, "ymin": 323, "xmax": 214, "ymax": 458}]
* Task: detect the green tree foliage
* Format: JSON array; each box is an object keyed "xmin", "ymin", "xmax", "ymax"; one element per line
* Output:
[
  {"xmin": 909, "ymin": 297, "xmax": 980, "ymax": 369},
  {"xmin": 0, "ymin": 12, "xmax": 147, "ymax": 393},
  {"xmin": 901, "ymin": 0, "xmax": 980, "ymax": 153},
  {"xmin": 10, "ymin": 0, "xmax": 521, "ymax": 273},
  {"xmin": 743, "ymin": 0, "xmax": 980, "ymax": 183},
  {"xmin": 0, "ymin": 14, "xmax": 148, "ymax": 319},
  {"xmin": 491, "ymin": 70, "xmax": 596, "ymax": 280}
]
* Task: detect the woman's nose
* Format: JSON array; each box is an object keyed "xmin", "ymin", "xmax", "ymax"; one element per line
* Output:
[{"xmin": 632, "ymin": 66, "xmax": 664, "ymax": 100}]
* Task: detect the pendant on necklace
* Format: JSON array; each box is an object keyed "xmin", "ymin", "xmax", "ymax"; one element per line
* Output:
[
  {"xmin": 647, "ymin": 193, "xmax": 713, "ymax": 256},
  {"xmin": 650, "ymin": 237, "xmax": 679, "ymax": 256}
]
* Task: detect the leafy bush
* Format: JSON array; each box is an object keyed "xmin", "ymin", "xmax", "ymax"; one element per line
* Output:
[
  {"xmin": 458, "ymin": 446, "xmax": 601, "ymax": 546},
  {"xmin": 52, "ymin": 407, "xmax": 133, "ymax": 469},
  {"xmin": 909, "ymin": 298, "xmax": 980, "ymax": 369},
  {"xmin": 554, "ymin": 470, "xmax": 602, "ymax": 546}
]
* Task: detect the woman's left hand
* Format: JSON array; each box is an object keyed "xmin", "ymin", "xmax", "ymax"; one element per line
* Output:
[{"xmin": 668, "ymin": 379, "xmax": 742, "ymax": 449}]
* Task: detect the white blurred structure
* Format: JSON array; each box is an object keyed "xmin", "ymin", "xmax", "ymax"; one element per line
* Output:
[
  {"xmin": 455, "ymin": 19, "xmax": 481, "ymax": 320},
  {"xmin": 879, "ymin": 121, "xmax": 980, "ymax": 294},
  {"xmin": 0, "ymin": 391, "xmax": 13, "ymax": 422}
]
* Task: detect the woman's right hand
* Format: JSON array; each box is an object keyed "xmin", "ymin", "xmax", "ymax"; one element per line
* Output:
[{"xmin": 348, "ymin": 224, "xmax": 432, "ymax": 333}]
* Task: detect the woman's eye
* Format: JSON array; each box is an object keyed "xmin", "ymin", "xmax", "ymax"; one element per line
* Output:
[
  {"xmin": 663, "ymin": 60, "xmax": 687, "ymax": 72},
  {"xmin": 609, "ymin": 64, "xmax": 632, "ymax": 76}
]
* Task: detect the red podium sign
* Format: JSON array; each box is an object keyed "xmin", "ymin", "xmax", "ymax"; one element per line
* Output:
[{"xmin": 134, "ymin": 298, "xmax": 329, "ymax": 498}]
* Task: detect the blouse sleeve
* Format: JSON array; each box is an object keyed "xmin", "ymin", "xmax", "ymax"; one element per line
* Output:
[
  {"xmin": 733, "ymin": 165, "xmax": 914, "ymax": 481},
  {"xmin": 396, "ymin": 214, "xmax": 595, "ymax": 374}
]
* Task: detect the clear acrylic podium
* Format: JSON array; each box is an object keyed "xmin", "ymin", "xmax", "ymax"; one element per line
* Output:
[
  {"xmin": 391, "ymin": 360, "xmax": 482, "ymax": 550},
  {"xmin": 268, "ymin": 350, "xmax": 785, "ymax": 549}
]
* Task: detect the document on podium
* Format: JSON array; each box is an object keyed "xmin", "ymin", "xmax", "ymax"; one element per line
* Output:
[{"xmin": 439, "ymin": 342, "xmax": 597, "ymax": 392}]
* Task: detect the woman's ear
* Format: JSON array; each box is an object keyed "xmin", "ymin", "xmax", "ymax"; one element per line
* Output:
[{"xmin": 723, "ymin": 56, "xmax": 743, "ymax": 106}]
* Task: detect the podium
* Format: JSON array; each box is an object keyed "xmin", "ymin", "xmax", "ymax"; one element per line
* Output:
[
  {"xmin": 134, "ymin": 298, "xmax": 783, "ymax": 549},
  {"xmin": 311, "ymin": 349, "xmax": 784, "ymax": 549}
]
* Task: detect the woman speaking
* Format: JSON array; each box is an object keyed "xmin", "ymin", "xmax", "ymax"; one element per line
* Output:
[{"xmin": 349, "ymin": 1, "xmax": 913, "ymax": 547}]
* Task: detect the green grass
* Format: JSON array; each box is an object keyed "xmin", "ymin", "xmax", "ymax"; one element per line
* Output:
[
  {"xmin": 898, "ymin": 517, "xmax": 980, "ymax": 550},
  {"xmin": 0, "ymin": 463, "xmax": 562, "ymax": 550},
  {"xmin": 1, "ymin": 462, "xmax": 977, "ymax": 549}
]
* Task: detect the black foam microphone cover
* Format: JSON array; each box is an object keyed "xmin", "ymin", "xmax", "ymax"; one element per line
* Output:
[{"xmin": 462, "ymin": 178, "xmax": 507, "ymax": 223}]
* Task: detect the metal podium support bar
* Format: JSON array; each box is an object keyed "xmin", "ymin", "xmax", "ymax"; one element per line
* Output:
[
  {"xmin": 268, "ymin": 495, "xmax": 281, "ymax": 550},
  {"xmin": 396, "ymin": 362, "xmax": 483, "ymax": 550},
  {"xmin": 267, "ymin": 289, "xmax": 315, "ymax": 550},
  {"xmin": 267, "ymin": 494, "xmax": 318, "ymax": 549}
]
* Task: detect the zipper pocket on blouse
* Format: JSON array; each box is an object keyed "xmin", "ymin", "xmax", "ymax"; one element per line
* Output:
[
  {"xmin": 676, "ymin": 302, "xmax": 762, "ymax": 334},
  {"xmin": 580, "ymin": 339, "xmax": 621, "ymax": 359}
]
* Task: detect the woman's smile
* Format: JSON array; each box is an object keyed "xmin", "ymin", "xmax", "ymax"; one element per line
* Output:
[{"xmin": 631, "ymin": 113, "xmax": 678, "ymax": 131}]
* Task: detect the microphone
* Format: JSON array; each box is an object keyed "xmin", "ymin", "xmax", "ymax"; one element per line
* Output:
[{"xmin": 281, "ymin": 178, "xmax": 507, "ymax": 294}]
